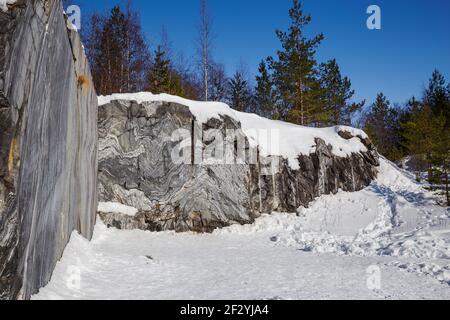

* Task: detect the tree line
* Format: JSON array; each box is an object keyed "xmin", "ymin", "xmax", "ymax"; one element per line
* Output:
[
  {"xmin": 82, "ymin": 0, "xmax": 363, "ymax": 127},
  {"xmin": 363, "ymin": 70, "xmax": 449, "ymax": 205},
  {"xmin": 81, "ymin": 0, "xmax": 448, "ymax": 204}
]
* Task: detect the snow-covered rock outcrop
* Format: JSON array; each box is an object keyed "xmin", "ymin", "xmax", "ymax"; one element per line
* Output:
[
  {"xmin": 0, "ymin": 0, "xmax": 98, "ymax": 299},
  {"xmin": 97, "ymin": 93, "xmax": 379, "ymax": 232}
]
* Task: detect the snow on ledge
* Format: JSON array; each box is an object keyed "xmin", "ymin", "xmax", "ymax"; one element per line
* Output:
[
  {"xmin": 0, "ymin": 0, "xmax": 16, "ymax": 11},
  {"xmin": 335, "ymin": 125, "xmax": 368, "ymax": 140},
  {"xmin": 98, "ymin": 202, "xmax": 138, "ymax": 217},
  {"xmin": 98, "ymin": 92, "xmax": 237, "ymax": 124},
  {"xmin": 98, "ymin": 92, "xmax": 370, "ymax": 170}
]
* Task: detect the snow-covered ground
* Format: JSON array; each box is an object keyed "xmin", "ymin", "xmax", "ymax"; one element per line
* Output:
[
  {"xmin": 97, "ymin": 202, "xmax": 138, "ymax": 217},
  {"xmin": 33, "ymin": 158, "xmax": 450, "ymax": 300}
]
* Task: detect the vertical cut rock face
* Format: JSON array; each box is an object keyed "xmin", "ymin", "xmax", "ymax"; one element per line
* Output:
[
  {"xmin": 0, "ymin": 0, "xmax": 98, "ymax": 299},
  {"xmin": 98, "ymin": 98, "xmax": 379, "ymax": 233}
]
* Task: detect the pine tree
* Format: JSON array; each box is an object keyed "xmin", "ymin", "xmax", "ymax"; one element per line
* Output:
[
  {"xmin": 146, "ymin": 46, "xmax": 188, "ymax": 96},
  {"xmin": 421, "ymin": 71, "xmax": 449, "ymax": 205},
  {"xmin": 159, "ymin": 34, "xmax": 201, "ymax": 99},
  {"xmin": 85, "ymin": 3, "xmax": 149, "ymax": 95},
  {"xmin": 401, "ymin": 105, "xmax": 449, "ymax": 204},
  {"xmin": 174, "ymin": 57, "xmax": 202, "ymax": 100},
  {"xmin": 318, "ymin": 59, "xmax": 364, "ymax": 126},
  {"xmin": 228, "ymin": 71, "xmax": 251, "ymax": 112},
  {"xmin": 255, "ymin": 61, "xmax": 277, "ymax": 119},
  {"xmin": 431, "ymin": 124, "xmax": 450, "ymax": 206},
  {"xmin": 269, "ymin": 0, "xmax": 324, "ymax": 125},
  {"xmin": 364, "ymin": 93, "xmax": 402, "ymax": 159},
  {"xmin": 209, "ymin": 63, "xmax": 228, "ymax": 102},
  {"xmin": 167, "ymin": 70, "xmax": 186, "ymax": 97},
  {"xmin": 400, "ymin": 72, "xmax": 450, "ymax": 205},
  {"xmin": 424, "ymin": 70, "xmax": 450, "ymax": 126},
  {"xmin": 146, "ymin": 46, "xmax": 171, "ymax": 94}
]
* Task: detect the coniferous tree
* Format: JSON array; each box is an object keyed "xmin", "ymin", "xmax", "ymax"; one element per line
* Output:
[
  {"xmin": 432, "ymin": 126, "xmax": 450, "ymax": 205},
  {"xmin": 85, "ymin": 4, "xmax": 149, "ymax": 95},
  {"xmin": 359, "ymin": 72, "xmax": 449, "ymax": 204},
  {"xmin": 400, "ymin": 97, "xmax": 429, "ymax": 182},
  {"xmin": 146, "ymin": 46, "xmax": 171, "ymax": 94},
  {"xmin": 255, "ymin": 61, "xmax": 277, "ymax": 119},
  {"xmin": 269, "ymin": 0, "xmax": 324, "ymax": 125},
  {"xmin": 402, "ymin": 105, "xmax": 449, "ymax": 201},
  {"xmin": 424, "ymin": 70, "xmax": 450, "ymax": 126},
  {"xmin": 146, "ymin": 46, "xmax": 188, "ymax": 96},
  {"xmin": 176, "ymin": 62, "xmax": 202, "ymax": 100},
  {"xmin": 167, "ymin": 71, "xmax": 186, "ymax": 97},
  {"xmin": 160, "ymin": 35, "xmax": 201, "ymax": 99},
  {"xmin": 318, "ymin": 59, "xmax": 364, "ymax": 126},
  {"xmin": 364, "ymin": 93, "xmax": 402, "ymax": 159},
  {"xmin": 209, "ymin": 63, "xmax": 228, "ymax": 102},
  {"xmin": 227, "ymin": 71, "xmax": 252, "ymax": 112},
  {"xmin": 178, "ymin": 73, "xmax": 201, "ymax": 100},
  {"xmin": 400, "ymin": 72, "xmax": 450, "ymax": 205}
]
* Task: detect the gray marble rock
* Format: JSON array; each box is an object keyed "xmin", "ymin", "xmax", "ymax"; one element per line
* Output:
[
  {"xmin": 98, "ymin": 100, "xmax": 379, "ymax": 233},
  {"xmin": 0, "ymin": 0, "xmax": 98, "ymax": 299}
]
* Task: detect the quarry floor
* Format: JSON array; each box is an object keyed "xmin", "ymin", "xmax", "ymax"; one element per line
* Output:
[
  {"xmin": 33, "ymin": 159, "xmax": 450, "ymax": 300},
  {"xmin": 33, "ymin": 220, "xmax": 450, "ymax": 300}
]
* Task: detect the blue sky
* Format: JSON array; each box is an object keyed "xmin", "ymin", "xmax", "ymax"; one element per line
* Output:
[{"xmin": 75, "ymin": 0, "xmax": 450, "ymax": 105}]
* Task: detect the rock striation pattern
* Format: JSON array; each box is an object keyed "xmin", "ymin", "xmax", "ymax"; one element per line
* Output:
[
  {"xmin": 98, "ymin": 99, "xmax": 379, "ymax": 233},
  {"xmin": 0, "ymin": 0, "xmax": 97, "ymax": 299}
]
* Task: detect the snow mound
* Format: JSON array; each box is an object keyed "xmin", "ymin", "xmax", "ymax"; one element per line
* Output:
[
  {"xmin": 98, "ymin": 92, "xmax": 369, "ymax": 170},
  {"xmin": 215, "ymin": 212, "xmax": 302, "ymax": 235},
  {"xmin": 390, "ymin": 261, "xmax": 450, "ymax": 285},
  {"xmin": 98, "ymin": 202, "xmax": 138, "ymax": 217},
  {"xmin": 218, "ymin": 158, "xmax": 450, "ymax": 263},
  {"xmin": 376, "ymin": 157, "xmax": 423, "ymax": 193},
  {"xmin": 236, "ymin": 112, "xmax": 368, "ymax": 169},
  {"xmin": 335, "ymin": 125, "xmax": 368, "ymax": 140}
]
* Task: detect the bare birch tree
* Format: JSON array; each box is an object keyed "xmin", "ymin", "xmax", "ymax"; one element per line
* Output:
[{"xmin": 198, "ymin": 0, "xmax": 212, "ymax": 101}]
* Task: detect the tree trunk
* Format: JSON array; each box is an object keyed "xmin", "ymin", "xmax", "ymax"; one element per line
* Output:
[
  {"xmin": 445, "ymin": 165, "xmax": 449, "ymax": 206},
  {"xmin": 203, "ymin": 30, "xmax": 208, "ymax": 101},
  {"xmin": 299, "ymin": 79, "xmax": 304, "ymax": 126},
  {"xmin": 200, "ymin": 0, "xmax": 209, "ymax": 102}
]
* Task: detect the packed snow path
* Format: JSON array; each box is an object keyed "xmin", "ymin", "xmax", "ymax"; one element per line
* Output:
[{"xmin": 34, "ymin": 159, "xmax": 450, "ymax": 300}]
